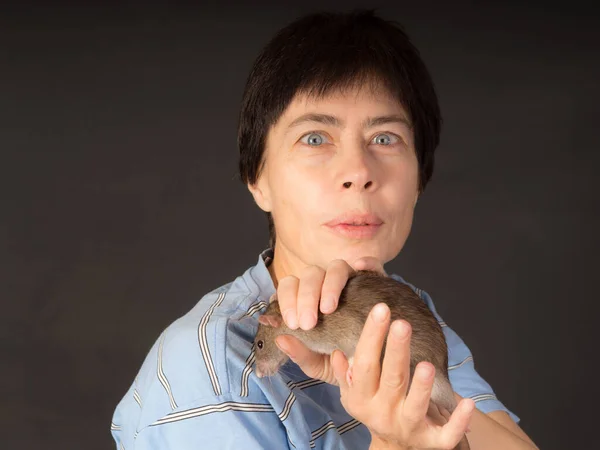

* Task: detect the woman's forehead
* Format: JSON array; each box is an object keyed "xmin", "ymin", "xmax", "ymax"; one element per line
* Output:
[{"xmin": 277, "ymin": 85, "xmax": 410, "ymax": 130}]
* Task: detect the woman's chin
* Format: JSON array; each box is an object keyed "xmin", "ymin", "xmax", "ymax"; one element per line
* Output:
[{"xmin": 326, "ymin": 243, "xmax": 392, "ymax": 266}]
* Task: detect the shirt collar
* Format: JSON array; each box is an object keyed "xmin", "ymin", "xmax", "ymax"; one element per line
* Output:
[{"xmin": 247, "ymin": 247, "xmax": 276, "ymax": 301}]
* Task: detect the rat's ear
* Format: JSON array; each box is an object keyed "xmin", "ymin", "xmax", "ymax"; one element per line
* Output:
[
  {"xmin": 268, "ymin": 293, "xmax": 278, "ymax": 304},
  {"xmin": 258, "ymin": 314, "xmax": 282, "ymax": 328},
  {"xmin": 258, "ymin": 315, "xmax": 271, "ymax": 326}
]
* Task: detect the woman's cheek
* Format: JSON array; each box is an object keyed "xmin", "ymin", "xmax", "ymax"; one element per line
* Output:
[{"xmin": 288, "ymin": 161, "xmax": 329, "ymax": 195}]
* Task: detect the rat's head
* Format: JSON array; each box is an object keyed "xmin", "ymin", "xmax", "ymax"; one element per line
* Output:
[{"xmin": 254, "ymin": 297, "xmax": 290, "ymax": 378}]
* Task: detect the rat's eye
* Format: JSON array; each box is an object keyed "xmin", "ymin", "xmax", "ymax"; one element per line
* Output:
[{"xmin": 257, "ymin": 340, "xmax": 263, "ymax": 349}]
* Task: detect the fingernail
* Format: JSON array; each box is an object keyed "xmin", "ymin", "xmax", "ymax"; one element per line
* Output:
[
  {"xmin": 371, "ymin": 303, "xmax": 388, "ymax": 322},
  {"xmin": 321, "ymin": 296, "xmax": 335, "ymax": 313},
  {"xmin": 299, "ymin": 311, "xmax": 317, "ymax": 330},
  {"xmin": 392, "ymin": 320, "xmax": 409, "ymax": 338},
  {"xmin": 419, "ymin": 363, "xmax": 433, "ymax": 379},
  {"xmin": 284, "ymin": 310, "xmax": 298, "ymax": 329}
]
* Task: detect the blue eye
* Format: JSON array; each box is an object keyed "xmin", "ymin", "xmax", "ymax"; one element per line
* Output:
[
  {"xmin": 372, "ymin": 133, "xmax": 398, "ymax": 145},
  {"xmin": 300, "ymin": 132, "xmax": 327, "ymax": 146}
]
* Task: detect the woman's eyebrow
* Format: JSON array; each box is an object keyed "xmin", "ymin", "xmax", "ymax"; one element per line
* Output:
[
  {"xmin": 286, "ymin": 113, "xmax": 412, "ymax": 130},
  {"xmin": 287, "ymin": 113, "xmax": 341, "ymax": 129},
  {"xmin": 364, "ymin": 115, "xmax": 412, "ymax": 129}
]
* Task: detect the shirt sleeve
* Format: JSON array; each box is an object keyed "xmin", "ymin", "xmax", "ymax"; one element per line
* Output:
[
  {"xmin": 110, "ymin": 292, "xmax": 295, "ymax": 450},
  {"xmin": 410, "ymin": 283, "xmax": 521, "ymax": 424},
  {"xmin": 112, "ymin": 392, "xmax": 291, "ymax": 450}
]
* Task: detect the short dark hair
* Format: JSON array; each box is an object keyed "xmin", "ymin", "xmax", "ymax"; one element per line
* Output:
[{"xmin": 237, "ymin": 9, "xmax": 442, "ymax": 248}]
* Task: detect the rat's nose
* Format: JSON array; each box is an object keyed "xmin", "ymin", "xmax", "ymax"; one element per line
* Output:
[{"xmin": 255, "ymin": 367, "xmax": 263, "ymax": 378}]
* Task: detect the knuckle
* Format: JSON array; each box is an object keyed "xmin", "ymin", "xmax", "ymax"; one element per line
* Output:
[
  {"xmin": 328, "ymin": 259, "xmax": 350, "ymax": 271},
  {"xmin": 279, "ymin": 275, "xmax": 299, "ymax": 289},
  {"xmin": 367, "ymin": 413, "xmax": 397, "ymax": 440},
  {"xmin": 301, "ymin": 265, "xmax": 324, "ymax": 280},
  {"xmin": 381, "ymin": 374, "xmax": 407, "ymax": 391},
  {"xmin": 368, "ymin": 418, "xmax": 386, "ymax": 436},
  {"xmin": 352, "ymin": 358, "xmax": 378, "ymax": 378},
  {"xmin": 401, "ymin": 407, "xmax": 422, "ymax": 428},
  {"xmin": 402, "ymin": 416, "xmax": 420, "ymax": 435},
  {"xmin": 438, "ymin": 437, "xmax": 455, "ymax": 450},
  {"xmin": 297, "ymin": 287, "xmax": 319, "ymax": 305}
]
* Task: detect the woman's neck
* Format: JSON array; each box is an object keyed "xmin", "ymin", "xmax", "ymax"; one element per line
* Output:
[{"xmin": 267, "ymin": 240, "xmax": 307, "ymax": 289}]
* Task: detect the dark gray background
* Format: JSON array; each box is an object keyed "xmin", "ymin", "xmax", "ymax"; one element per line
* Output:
[{"xmin": 2, "ymin": 1, "xmax": 598, "ymax": 449}]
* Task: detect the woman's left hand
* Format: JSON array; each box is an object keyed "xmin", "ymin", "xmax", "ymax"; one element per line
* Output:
[{"xmin": 331, "ymin": 302, "xmax": 476, "ymax": 450}]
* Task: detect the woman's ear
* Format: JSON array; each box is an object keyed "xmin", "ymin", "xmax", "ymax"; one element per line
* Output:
[{"xmin": 247, "ymin": 178, "xmax": 272, "ymax": 212}]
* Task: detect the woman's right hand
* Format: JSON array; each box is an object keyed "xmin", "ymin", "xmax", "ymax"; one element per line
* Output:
[
  {"xmin": 331, "ymin": 304, "xmax": 474, "ymax": 450},
  {"xmin": 273, "ymin": 256, "xmax": 386, "ymax": 385}
]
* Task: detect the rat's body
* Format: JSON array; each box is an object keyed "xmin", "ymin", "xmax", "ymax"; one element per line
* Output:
[{"xmin": 254, "ymin": 270, "xmax": 457, "ymax": 415}]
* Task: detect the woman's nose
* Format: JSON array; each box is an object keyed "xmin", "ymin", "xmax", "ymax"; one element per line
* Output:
[
  {"xmin": 339, "ymin": 148, "xmax": 376, "ymax": 191},
  {"xmin": 342, "ymin": 180, "xmax": 373, "ymax": 189}
]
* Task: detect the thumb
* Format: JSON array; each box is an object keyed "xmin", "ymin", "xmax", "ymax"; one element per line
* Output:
[
  {"xmin": 276, "ymin": 335, "xmax": 334, "ymax": 383},
  {"xmin": 331, "ymin": 349, "xmax": 350, "ymax": 389},
  {"xmin": 350, "ymin": 256, "xmax": 387, "ymax": 275}
]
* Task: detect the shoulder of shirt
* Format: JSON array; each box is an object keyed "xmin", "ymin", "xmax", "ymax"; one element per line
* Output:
[
  {"xmin": 123, "ymin": 272, "xmax": 271, "ymax": 431},
  {"xmin": 388, "ymin": 274, "xmax": 520, "ymax": 422}
]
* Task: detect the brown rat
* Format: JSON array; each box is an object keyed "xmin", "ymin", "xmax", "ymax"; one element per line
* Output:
[{"xmin": 254, "ymin": 269, "xmax": 458, "ymax": 415}]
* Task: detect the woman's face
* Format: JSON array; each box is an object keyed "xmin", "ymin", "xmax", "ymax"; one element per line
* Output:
[{"xmin": 248, "ymin": 84, "xmax": 420, "ymax": 273}]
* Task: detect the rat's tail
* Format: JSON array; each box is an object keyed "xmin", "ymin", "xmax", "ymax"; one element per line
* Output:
[{"xmin": 431, "ymin": 374, "xmax": 471, "ymax": 450}]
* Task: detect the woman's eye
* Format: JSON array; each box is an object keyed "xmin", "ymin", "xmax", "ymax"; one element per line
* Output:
[
  {"xmin": 371, "ymin": 133, "xmax": 399, "ymax": 146},
  {"xmin": 300, "ymin": 132, "xmax": 327, "ymax": 146}
]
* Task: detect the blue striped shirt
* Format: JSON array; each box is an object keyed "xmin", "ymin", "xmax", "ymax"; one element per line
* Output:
[{"xmin": 111, "ymin": 248, "xmax": 519, "ymax": 449}]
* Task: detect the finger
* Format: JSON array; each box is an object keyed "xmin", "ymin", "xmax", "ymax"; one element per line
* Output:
[
  {"xmin": 350, "ymin": 256, "xmax": 387, "ymax": 275},
  {"xmin": 277, "ymin": 275, "xmax": 300, "ymax": 329},
  {"xmin": 320, "ymin": 259, "xmax": 354, "ymax": 314},
  {"xmin": 331, "ymin": 349, "xmax": 350, "ymax": 389},
  {"xmin": 402, "ymin": 361, "xmax": 436, "ymax": 429},
  {"xmin": 452, "ymin": 391, "xmax": 471, "ymax": 433},
  {"xmin": 436, "ymin": 398, "xmax": 475, "ymax": 449},
  {"xmin": 276, "ymin": 335, "xmax": 332, "ymax": 382},
  {"xmin": 378, "ymin": 319, "xmax": 412, "ymax": 401},
  {"xmin": 351, "ymin": 302, "xmax": 390, "ymax": 397},
  {"xmin": 297, "ymin": 266, "xmax": 326, "ymax": 330}
]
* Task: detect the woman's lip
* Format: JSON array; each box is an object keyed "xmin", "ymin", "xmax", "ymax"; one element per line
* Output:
[
  {"xmin": 325, "ymin": 223, "xmax": 382, "ymax": 239},
  {"xmin": 325, "ymin": 211, "xmax": 383, "ymax": 227}
]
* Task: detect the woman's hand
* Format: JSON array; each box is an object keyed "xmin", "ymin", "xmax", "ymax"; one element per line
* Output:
[
  {"xmin": 274, "ymin": 256, "xmax": 385, "ymax": 385},
  {"xmin": 331, "ymin": 303, "xmax": 475, "ymax": 450},
  {"xmin": 273, "ymin": 257, "xmax": 475, "ymax": 448}
]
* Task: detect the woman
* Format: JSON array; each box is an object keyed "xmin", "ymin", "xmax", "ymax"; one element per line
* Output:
[{"xmin": 112, "ymin": 9, "xmax": 538, "ymax": 450}]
